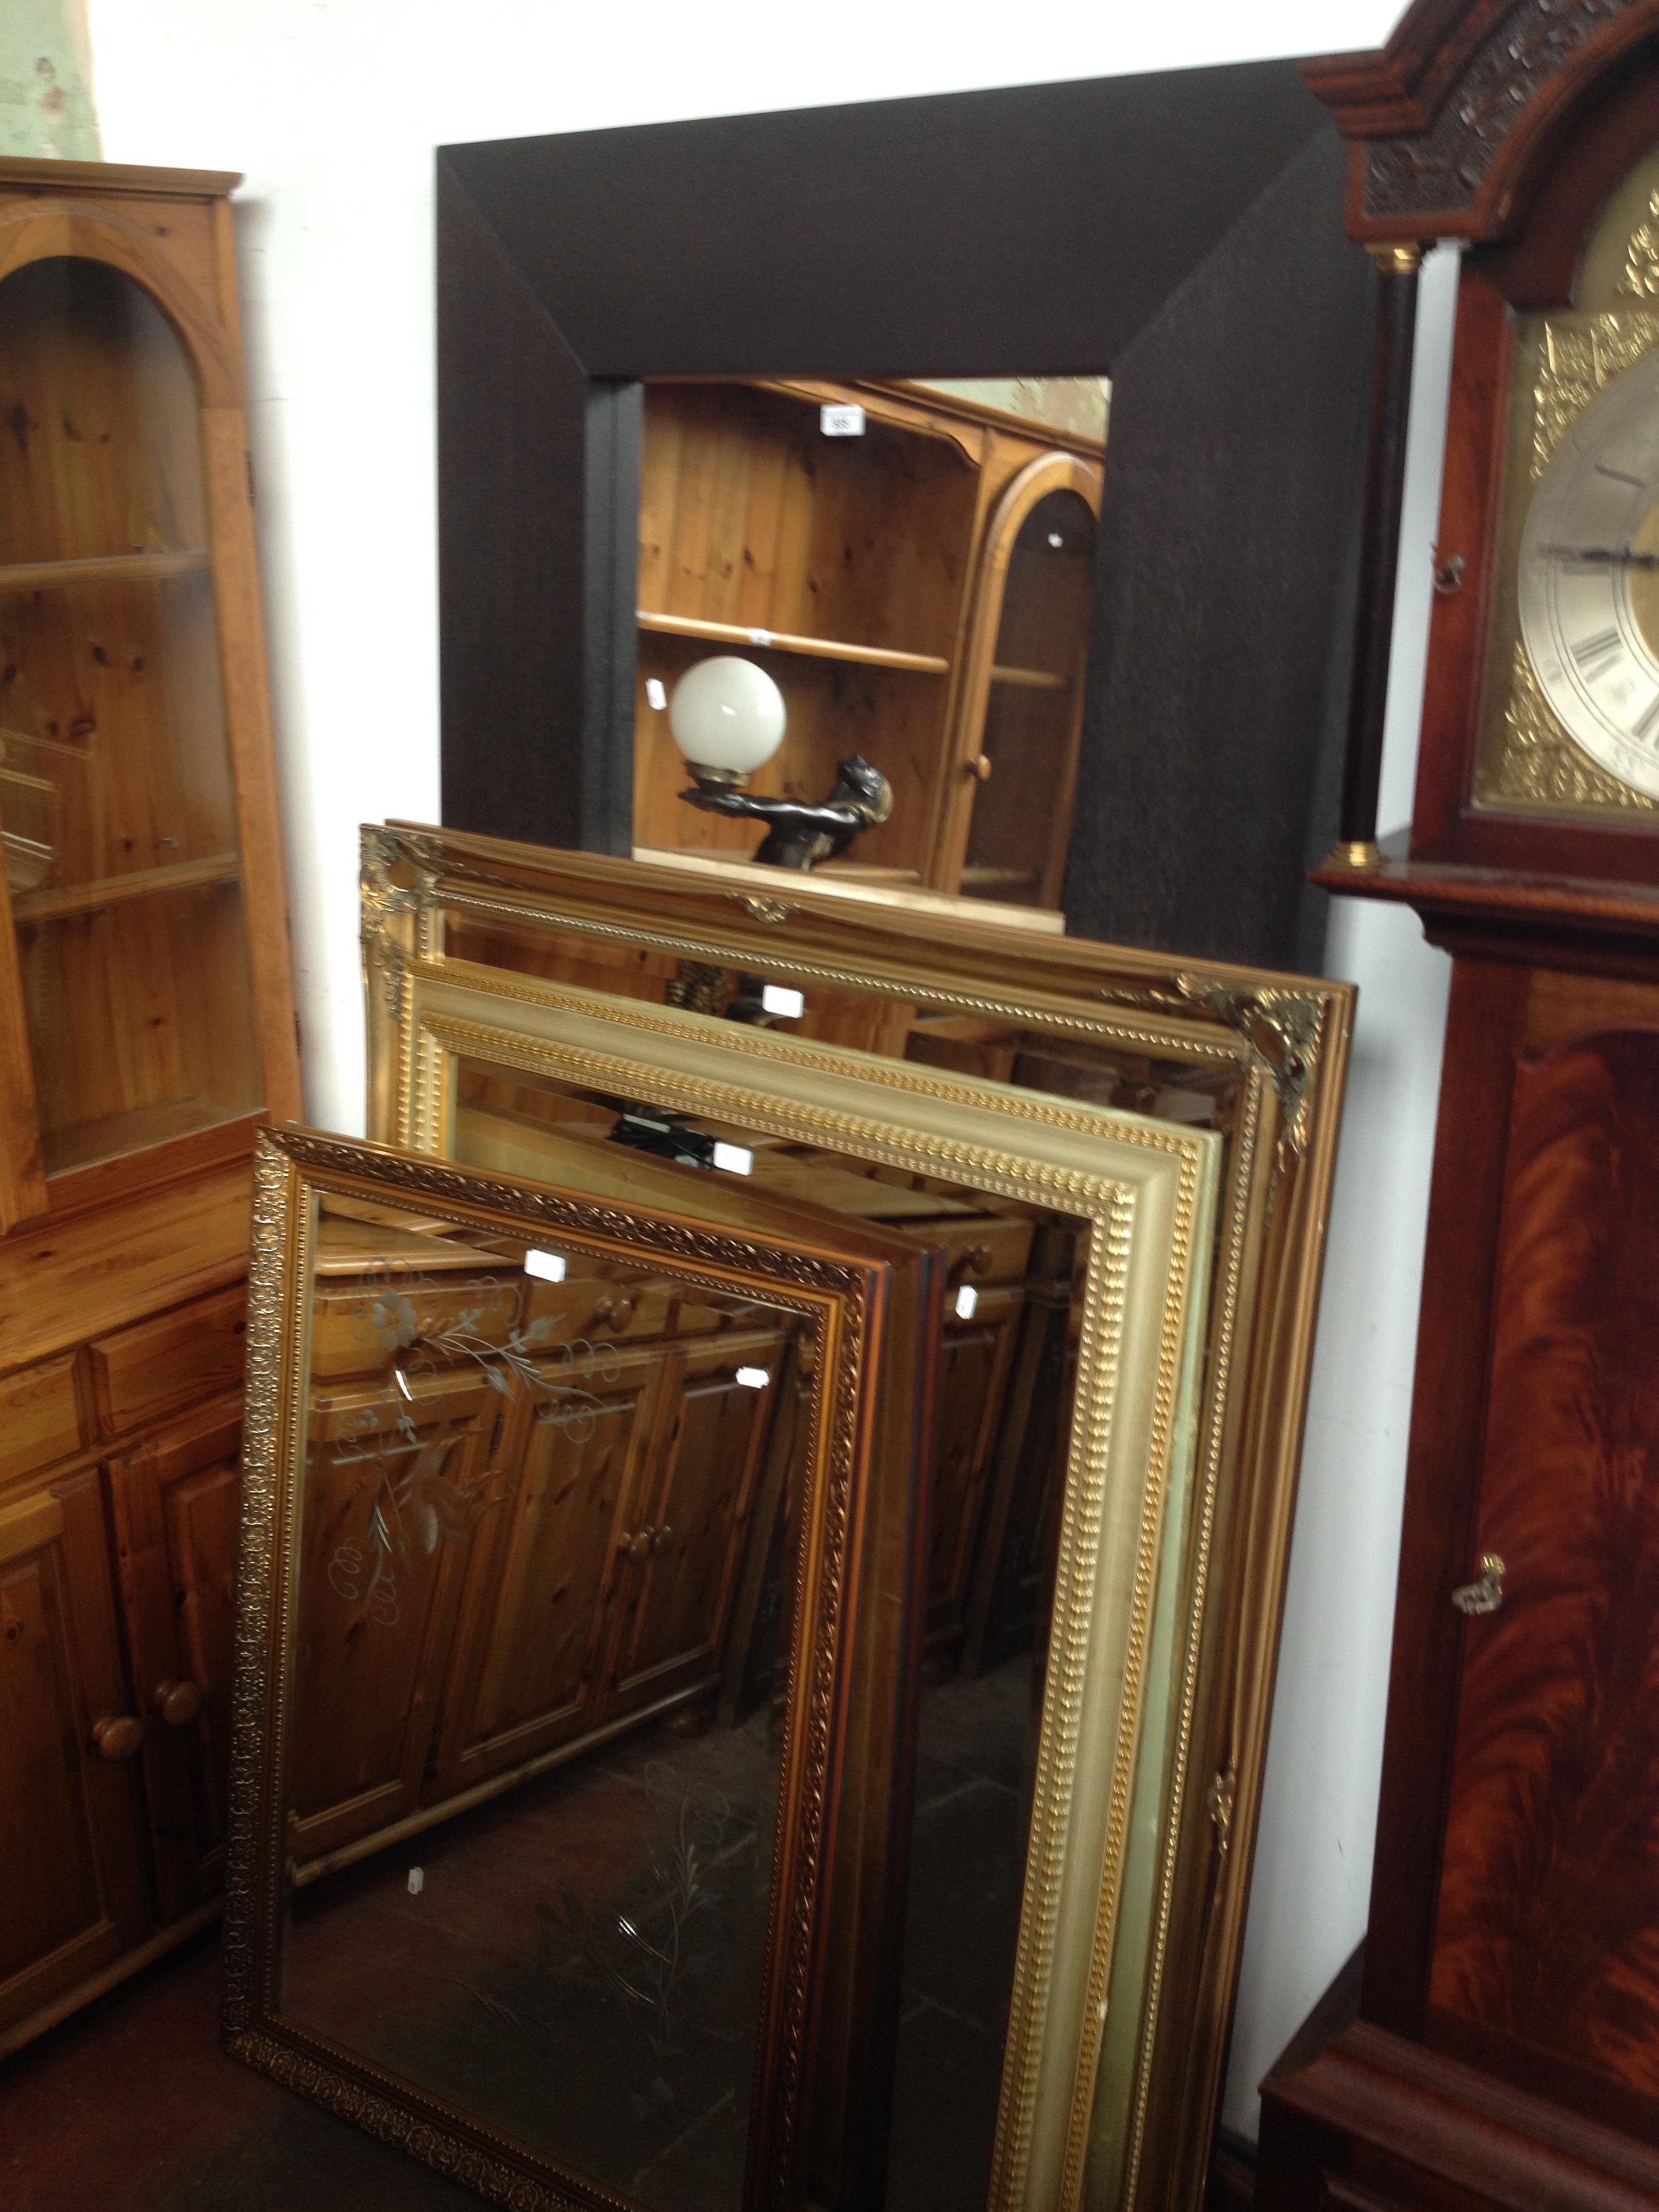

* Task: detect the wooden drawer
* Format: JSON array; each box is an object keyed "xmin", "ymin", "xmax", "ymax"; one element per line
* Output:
[
  {"xmin": 88, "ymin": 1286, "xmax": 248, "ymax": 1439},
  {"xmin": 924, "ymin": 1213, "xmax": 1033, "ymax": 1287},
  {"xmin": 310, "ymin": 1269, "xmax": 521, "ymax": 1380},
  {"xmin": 0, "ymin": 1353, "xmax": 82, "ymax": 1486},
  {"xmin": 524, "ymin": 1268, "xmax": 675, "ymax": 1345},
  {"xmin": 312, "ymin": 1263, "xmax": 677, "ymax": 1382}
]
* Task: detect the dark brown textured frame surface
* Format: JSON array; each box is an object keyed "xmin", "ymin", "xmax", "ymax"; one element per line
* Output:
[
  {"xmin": 220, "ymin": 1124, "xmax": 930, "ymax": 2212},
  {"xmin": 435, "ymin": 68, "xmax": 1376, "ymax": 972}
]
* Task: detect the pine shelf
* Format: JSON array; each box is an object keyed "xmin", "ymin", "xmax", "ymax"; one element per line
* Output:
[{"xmin": 0, "ymin": 548, "xmax": 211, "ymax": 592}]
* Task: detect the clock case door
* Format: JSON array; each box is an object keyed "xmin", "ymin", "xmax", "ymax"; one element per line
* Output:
[
  {"xmin": 1413, "ymin": 50, "xmax": 1659, "ymax": 886},
  {"xmin": 223, "ymin": 1124, "xmax": 941, "ymax": 2212}
]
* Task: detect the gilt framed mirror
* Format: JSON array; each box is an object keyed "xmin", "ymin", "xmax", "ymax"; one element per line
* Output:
[
  {"xmin": 224, "ymin": 1085, "xmax": 1211, "ymax": 2212},
  {"xmin": 360, "ymin": 822, "xmax": 1353, "ymax": 2212}
]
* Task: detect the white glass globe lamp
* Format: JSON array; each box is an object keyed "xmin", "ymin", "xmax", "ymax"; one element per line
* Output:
[{"xmin": 667, "ymin": 656, "xmax": 786, "ymax": 789}]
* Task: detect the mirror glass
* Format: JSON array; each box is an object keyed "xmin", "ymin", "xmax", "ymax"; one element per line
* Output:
[
  {"xmin": 441, "ymin": 911, "xmax": 1242, "ymax": 1147},
  {"xmin": 633, "ymin": 375, "xmax": 1110, "ymax": 913},
  {"xmin": 415, "ymin": 907, "xmax": 1240, "ymax": 2204},
  {"xmin": 447, "ymin": 1059, "xmax": 1183, "ymax": 2212},
  {"xmin": 279, "ymin": 1191, "xmax": 821, "ymax": 2209}
]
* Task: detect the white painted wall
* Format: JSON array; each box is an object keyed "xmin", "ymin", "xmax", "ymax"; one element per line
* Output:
[{"xmin": 86, "ymin": 0, "xmax": 1449, "ymax": 2152}]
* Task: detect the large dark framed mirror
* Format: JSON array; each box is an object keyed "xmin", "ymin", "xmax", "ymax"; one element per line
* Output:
[{"xmin": 436, "ymin": 64, "xmax": 1376, "ymax": 968}]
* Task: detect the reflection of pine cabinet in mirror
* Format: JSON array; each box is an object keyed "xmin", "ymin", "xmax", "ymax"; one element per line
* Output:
[
  {"xmin": 287, "ymin": 1212, "xmax": 799, "ymax": 1875},
  {"xmin": 226, "ymin": 1126, "xmax": 960, "ymax": 2212},
  {"xmin": 0, "ymin": 157, "xmax": 298, "ymax": 2059},
  {"xmin": 633, "ymin": 378, "xmax": 1103, "ymax": 908}
]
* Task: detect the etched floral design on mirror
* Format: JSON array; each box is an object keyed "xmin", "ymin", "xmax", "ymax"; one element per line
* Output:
[{"xmin": 279, "ymin": 1192, "xmax": 815, "ymax": 2208}]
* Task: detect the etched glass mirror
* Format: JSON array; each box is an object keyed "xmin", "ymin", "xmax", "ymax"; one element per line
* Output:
[{"xmin": 224, "ymin": 1112, "xmax": 1210, "ymax": 2212}]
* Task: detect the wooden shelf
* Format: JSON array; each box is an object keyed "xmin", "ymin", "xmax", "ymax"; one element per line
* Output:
[
  {"xmin": 659, "ymin": 845, "xmax": 920, "ymax": 885},
  {"xmin": 43, "ymin": 1094, "xmax": 243, "ymax": 1178},
  {"xmin": 638, "ymin": 609, "xmax": 949, "ymax": 676},
  {"xmin": 0, "ymin": 548, "xmax": 210, "ymax": 593},
  {"xmin": 12, "ymin": 851, "xmax": 241, "ymax": 922},
  {"xmin": 961, "ymin": 864, "xmax": 1042, "ymax": 891},
  {"xmin": 990, "ymin": 665, "xmax": 1069, "ymax": 691}
]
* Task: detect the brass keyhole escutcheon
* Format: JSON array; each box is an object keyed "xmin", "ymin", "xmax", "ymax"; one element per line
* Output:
[{"xmin": 1450, "ymin": 1553, "xmax": 1505, "ymax": 1616}]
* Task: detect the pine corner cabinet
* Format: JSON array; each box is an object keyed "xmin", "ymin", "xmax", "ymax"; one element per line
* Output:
[{"xmin": 0, "ymin": 157, "xmax": 298, "ymax": 2058}]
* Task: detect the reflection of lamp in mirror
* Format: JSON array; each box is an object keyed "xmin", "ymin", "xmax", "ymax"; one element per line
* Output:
[{"xmin": 668, "ymin": 655, "xmax": 786, "ymax": 791}]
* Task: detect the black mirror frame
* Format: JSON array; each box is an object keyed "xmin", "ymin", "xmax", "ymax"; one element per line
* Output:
[{"xmin": 436, "ymin": 62, "xmax": 1374, "ymax": 970}]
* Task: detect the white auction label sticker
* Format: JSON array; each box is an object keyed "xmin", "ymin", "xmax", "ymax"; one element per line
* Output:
[
  {"xmin": 954, "ymin": 1282, "xmax": 979, "ymax": 1320},
  {"xmin": 711, "ymin": 1141, "xmax": 754, "ymax": 1176},
  {"xmin": 735, "ymin": 1367, "xmax": 771, "ymax": 1390},
  {"xmin": 820, "ymin": 403, "xmax": 865, "ymax": 437},
  {"xmin": 524, "ymin": 1249, "xmax": 568, "ymax": 1283},
  {"xmin": 760, "ymin": 983, "xmax": 804, "ymax": 1019},
  {"xmin": 645, "ymin": 677, "xmax": 667, "ymax": 710}
]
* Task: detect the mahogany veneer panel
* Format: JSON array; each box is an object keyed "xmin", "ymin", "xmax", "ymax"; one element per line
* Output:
[{"xmin": 1431, "ymin": 1027, "xmax": 1659, "ymax": 2110}]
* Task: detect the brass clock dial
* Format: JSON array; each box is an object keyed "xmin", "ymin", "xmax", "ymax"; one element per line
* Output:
[
  {"xmin": 1517, "ymin": 349, "xmax": 1659, "ymax": 800},
  {"xmin": 1469, "ymin": 148, "xmax": 1659, "ymax": 821}
]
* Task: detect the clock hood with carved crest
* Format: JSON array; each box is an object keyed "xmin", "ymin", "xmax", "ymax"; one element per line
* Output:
[{"xmin": 1306, "ymin": 0, "xmax": 1659, "ymax": 926}]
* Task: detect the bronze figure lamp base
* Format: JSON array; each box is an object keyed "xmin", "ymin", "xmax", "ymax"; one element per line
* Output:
[{"xmin": 666, "ymin": 654, "xmax": 893, "ymax": 871}]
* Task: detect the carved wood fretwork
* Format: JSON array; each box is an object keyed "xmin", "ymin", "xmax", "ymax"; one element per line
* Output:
[{"xmin": 1305, "ymin": 0, "xmax": 1659, "ymax": 239}]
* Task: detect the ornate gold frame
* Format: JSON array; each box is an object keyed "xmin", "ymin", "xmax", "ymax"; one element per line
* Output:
[
  {"xmin": 382, "ymin": 949, "xmax": 1227, "ymax": 2212},
  {"xmin": 361, "ymin": 825, "xmax": 1354, "ymax": 2212},
  {"xmin": 224, "ymin": 1124, "xmax": 964, "ymax": 2210}
]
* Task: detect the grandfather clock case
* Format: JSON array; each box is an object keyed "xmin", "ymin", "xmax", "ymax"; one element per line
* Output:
[{"xmin": 1260, "ymin": 6, "xmax": 1659, "ymax": 2208}]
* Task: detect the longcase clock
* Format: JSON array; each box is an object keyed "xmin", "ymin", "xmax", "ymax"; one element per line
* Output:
[{"xmin": 1258, "ymin": 5, "xmax": 1659, "ymax": 2208}]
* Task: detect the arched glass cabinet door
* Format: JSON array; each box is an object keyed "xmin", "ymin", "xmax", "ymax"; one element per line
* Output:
[
  {"xmin": 936, "ymin": 457, "xmax": 1101, "ymax": 909},
  {"xmin": 0, "ymin": 251, "xmax": 266, "ymax": 1210}
]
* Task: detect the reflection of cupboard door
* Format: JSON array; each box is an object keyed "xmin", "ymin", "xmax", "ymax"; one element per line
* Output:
[
  {"xmin": 287, "ymin": 1375, "xmax": 497, "ymax": 1868},
  {"xmin": 429, "ymin": 1343, "xmax": 670, "ymax": 1799},
  {"xmin": 0, "ymin": 1471, "xmax": 150, "ymax": 2045},
  {"xmin": 108, "ymin": 1399, "xmax": 242, "ymax": 1919},
  {"xmin": 607, "ymin": 1325, "xmax": 789, "ymax": 1717},
  {"xmin": 926, "ymin": 1284, "xmax": 1025, "ymax": 1645}
]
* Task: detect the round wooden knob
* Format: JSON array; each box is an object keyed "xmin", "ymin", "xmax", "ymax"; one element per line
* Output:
[
  {"xmin": 650, "ymin": 1523, "xmax": 674, "ymax": 1558},
  {"xmin": 970, "ymin": 754, "xmax": 993, "ymax": 782},
  {"xmin": 595, "ymin": 1294, "xmax": 635, "ymax": 1330},
  {"xmin": 154, "ymin": 1679, "xmax": 204, "ymax": 1727},
  {"xmin": 619, "ymin": 1528, "xmax": 653, "ymax": 1562},
  {"xmin": 92, "ymin": 1714, "xmax": 144, "ymax": 1762}
]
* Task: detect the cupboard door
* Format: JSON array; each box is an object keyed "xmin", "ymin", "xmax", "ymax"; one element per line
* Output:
[
  {"xmin": 107, "ymin": 1399, "xmax": 242, "ymax": 1921},
  {"xmin": 0, "ymin": 1471, "xmax": 150, "ymax": 2043},
  {"xmin": 428, "ymin": 1342, "xmax": 669, "ymax": 1799},
  {"xmin": 924, "ymin": 1282, "xmax": 1025, "ymax": 1647},
  {"xmin": 1429, "ymin": 1029, "xmax": 1659, "ymax": 2109},
  {"xmin": 287, "ymin": 1374, "xmax": 497, "ymax": 1869},
  {"xmin": 607, "ymin": 1325, "xmax": 790, "ymax": 1716}
]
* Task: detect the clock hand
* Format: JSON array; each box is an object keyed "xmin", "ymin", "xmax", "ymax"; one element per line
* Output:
[{"xmin": 1539, "ymin": 544, "xmax": 1659, "ymax": 567}]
